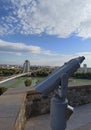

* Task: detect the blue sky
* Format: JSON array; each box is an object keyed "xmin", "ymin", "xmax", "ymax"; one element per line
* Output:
[{"xmin": 0, "ymin": 0, "xmax": 91, "ymax": 66}]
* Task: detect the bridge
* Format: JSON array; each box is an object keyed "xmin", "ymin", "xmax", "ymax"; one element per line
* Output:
[
  {"xmin": 0, "ymin": 72, "xmax": 31, "ymax": 84},
  {"xmin": 0, "ymin": 60, "xmax": 31, "ymax": 84}
]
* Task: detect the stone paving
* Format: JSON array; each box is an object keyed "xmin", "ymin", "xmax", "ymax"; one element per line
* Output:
[{"xmin": 25, "ymin": 103, "xmax": 91, "ymax": 130}]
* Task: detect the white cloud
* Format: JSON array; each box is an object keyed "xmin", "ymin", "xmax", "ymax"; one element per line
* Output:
[
  {"xmin": 28, "ymin": 52, "xmax": 91, "ymax": 67},
  {"xmin": 0, "ymin": 39, "xmax": 57, "ymax": 56},
  {"xmin": 1, "ymin": 0, "xmax": 91, "ymax": 38},
  {"xmin": 49, "ymin": 52, "xmax": 91, "ymax": 67},
  {"xmin": 0, "ymin": 51, "xmax": 22, "ymax": 56},
  {"xmin": 0, "ymin": 38, "xmax": 91, "ymax": 66},
  {"xmin": 60, "ymin": 52, "xmax": 91, "ymax": 67}
]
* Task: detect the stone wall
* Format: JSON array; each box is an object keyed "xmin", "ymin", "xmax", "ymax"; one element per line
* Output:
[
  {"xmin": 25, "ymin": 89, "xmax": 50, "ymax": 119},
  {"xmin": 26, "ymin": 85, "xmax": 91, "ymax": 119},
  {"xmin": 68, "ymin": 85, "xmax": 91, "ymax": 107}
]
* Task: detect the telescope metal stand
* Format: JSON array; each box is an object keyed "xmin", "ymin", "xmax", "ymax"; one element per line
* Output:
[{"xmin": 50, "ymin": 73, "xmax": 68, "ymax": 130}]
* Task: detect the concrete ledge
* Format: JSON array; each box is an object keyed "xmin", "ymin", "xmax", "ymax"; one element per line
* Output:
[{"xmin": 3, "ymin": 86, "xmax": 33, "ymax": 95}]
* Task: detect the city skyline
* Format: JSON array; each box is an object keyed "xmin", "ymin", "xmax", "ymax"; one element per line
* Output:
[{"xmin": 0, "ymin": 0, "xmax": 91, "ymax": 67}]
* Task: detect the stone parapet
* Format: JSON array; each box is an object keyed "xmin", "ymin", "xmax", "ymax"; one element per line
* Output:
[
  {"xmin": 68, "ymin": 85, "xmax": 91, "ymax": 106},
  {"xmin": 26, "ymin": 85, "xmax": 91, "ymax": 118}
]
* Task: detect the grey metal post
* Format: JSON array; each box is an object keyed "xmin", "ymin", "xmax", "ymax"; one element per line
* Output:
[{"xmin": 50, "ymin": 73, "xmax": 68, "ymax": 130}]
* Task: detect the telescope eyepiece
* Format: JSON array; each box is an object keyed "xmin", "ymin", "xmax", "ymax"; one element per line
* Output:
[{"xmin": 76, "ymin": 56, "xmax": 85, "ymax": 64}]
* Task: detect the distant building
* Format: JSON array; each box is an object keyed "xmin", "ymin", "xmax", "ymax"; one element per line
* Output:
[
  {"xmin": 77, "ymin": 64, "xmax": 91, "ymax": 73},
  {"xmin": 0, "ymin": 64, "xmax": 21, "ymax": 69},
  {"xmin": 23, "ymin": 60, "xmax": 30, "ymax": 73}
]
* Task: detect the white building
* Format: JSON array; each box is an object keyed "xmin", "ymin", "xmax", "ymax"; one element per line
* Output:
[{"xmin": 77, "ymin": 64, "xmax": 91, "ymax": 73}]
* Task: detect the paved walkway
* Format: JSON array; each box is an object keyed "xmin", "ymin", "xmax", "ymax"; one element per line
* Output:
[
  {"xmin": 25, "ymin": 103, "xmax": 91, "ymax": 130},
  {"xmin": 0, "ymin": 93, "xmax": 26, "ymax": 130},
  {"xmin": 66, "ymin": 103, "xmax": 91, "ymax": 130},
  {"xmin": 0, "ymin": 85, "xmax": 33, "ymax": 130}
]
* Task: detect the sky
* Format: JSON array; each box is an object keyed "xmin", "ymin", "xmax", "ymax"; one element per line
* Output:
[{"xmin": 0, "ymin": 0, "xmax": 91, "ymax": 67}]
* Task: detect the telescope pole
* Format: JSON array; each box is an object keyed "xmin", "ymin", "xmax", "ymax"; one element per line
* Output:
[{"xmin": 50, "ymin": 73, "xmax": 68, "ymax": 130}]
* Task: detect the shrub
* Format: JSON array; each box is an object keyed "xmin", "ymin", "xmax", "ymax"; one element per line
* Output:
[
  {"xmin": 24, "ymin": 79, "xmax": 32, "ymax": 87},
  {"xmin": 0, "ymin": 87, "xmax": 8, "ymax": 95},
  {"xmin": 72, "ymin": 72, "xmax": 91, "ymax": 79}
]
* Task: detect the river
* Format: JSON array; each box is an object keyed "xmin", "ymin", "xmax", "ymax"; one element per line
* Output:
[{"xmin": 0, "ymin": 76, "xmax": 44, "ymax": 88}]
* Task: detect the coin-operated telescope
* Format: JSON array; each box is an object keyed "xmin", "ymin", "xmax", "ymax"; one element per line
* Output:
[{"xmin": 35, "ymin": 56, "xmax": 85, "ymax": 130}]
